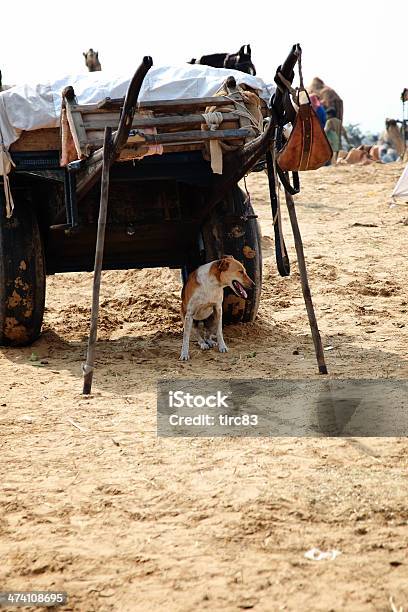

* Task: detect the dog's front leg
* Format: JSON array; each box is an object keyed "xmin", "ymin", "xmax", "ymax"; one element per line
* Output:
[
  {"xmin": 180, "ymin": 312, "xmax": 193, "ymax": 360},
  {"xmin": 193, "ymin": 322, "xmax": 211, "ymax": 350},
  {"xmin": 214, "ymin": 304, "xmax": 228, "ymax": 353}
]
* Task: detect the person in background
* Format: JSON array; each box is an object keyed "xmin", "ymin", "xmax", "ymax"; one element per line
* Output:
[
  {"xmin": 309, "ymin": 94, "xmax": 327, "ymax": 128},
  {"xmin": 325, "ymin": 107, "xmax": 350, "ymax": 163},
  {"xmin": 308, "ymin": 77, "xmax": 343, "ymax": 122},
  {"xmin": 379, "ymin": 144, "xmax": 399, "ymax": 163}
]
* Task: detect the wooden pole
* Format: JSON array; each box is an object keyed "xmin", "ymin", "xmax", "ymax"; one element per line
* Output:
[
  {"xmin": 284, "ymin": 189, "xmax": 328, "ymax": 375},
  {"xmin": 82, "ymin": 127, "xmax": 113, "ymax": 394}
]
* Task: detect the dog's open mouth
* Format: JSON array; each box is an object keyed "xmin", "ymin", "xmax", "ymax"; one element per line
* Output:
[{"xmin": 232, "ymin": 280, "xmax": 248, "ymax": 299}]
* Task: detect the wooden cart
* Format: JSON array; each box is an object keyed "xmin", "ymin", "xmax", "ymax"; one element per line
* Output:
[{"xmin": 0, "ymin": 45, "xmax": 327, "ymax": 376}]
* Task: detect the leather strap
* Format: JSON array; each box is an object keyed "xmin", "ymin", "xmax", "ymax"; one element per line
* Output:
[
  {"xmin": 276, "ymin": 165, "xmax": 300, "ymax": 196},
  {"xmin": 272, "ymin": 71, "xmax": 297, "ymax": 127},
  {"xmin": 299, "ymin": 105, "xmax": 313, "ymax": 170},
  {"xmin": 266, "ymin": 149, "xmax": 290, "ymax": 277}
]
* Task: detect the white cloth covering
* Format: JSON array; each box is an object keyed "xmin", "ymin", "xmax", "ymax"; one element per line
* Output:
[
  {"xmin": 0, "ymin": 64, "xmax": 275, "ymax": 149},
  {"xmin": 392, "ymin": 163, "xmax": 408, "ymax": 199}
]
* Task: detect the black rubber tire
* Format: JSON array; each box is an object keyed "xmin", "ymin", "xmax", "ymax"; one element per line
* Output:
[
  {"xmin": 201, "ymin": 185, "xmax": 262, "ymax": 324},
  {"xmin": 0, "ymin": 198, "xmax": 45, "ymax": 346}
]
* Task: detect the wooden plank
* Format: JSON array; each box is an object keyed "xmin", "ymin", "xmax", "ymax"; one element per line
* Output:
[
  {"xmin": 124, "ymin": 127, "xmax": 253, "ymax": 145},
  {"xmin": 114, "ymin": 142, "xmax": 203, "ymax": 157},
  {"xmin": 61, "ymin": 107, "xmax": 77, "ymax": 165},
  {"xmin": 82, "ymin": 112, "xmax": 239, "ymax": 130},
  {"xmin": 9, "ymin": 128, "xmax": 60, "ymax": 152},
  {"xmin": 98, "ymin": 95, "xmax": 234, "ymax": 112},
  {"xmin": 64, "ymin": 95, "xmax": 91, "ymax": 158},
  {"xmin": 81, "ymin": 111, "xmax": 121, "ymax": 123},
  {"xmin": 161, "ymin": 143, "xmax": 203, "ymax": 153},
  {"xmin": 141, "ymin": 96, "xmax": 233, "ymax": 111},
  {"xmin": 89, "ymin": 127, "xmax": 253, "ymax": 151},
  {"xmin": 74, "ymin": 96, "xmax": 233, "ymax": 114}
]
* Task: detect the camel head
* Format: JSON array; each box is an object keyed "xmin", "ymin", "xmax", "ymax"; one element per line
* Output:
[
  {"xmin": 83, "ymin": 48, "xmax": 102, "ymax": 72},
  {"xmin": 385, "ymin": 118, "xmax": 398, "ymax": 130},
  {"xmin": 384, "ymin": 118, "xmax": 405, "ymax": 157}
]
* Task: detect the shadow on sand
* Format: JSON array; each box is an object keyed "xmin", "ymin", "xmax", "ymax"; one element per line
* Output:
[{"xmin": 2, "ymin": 316, "xmax": 407, "ymax": 397}]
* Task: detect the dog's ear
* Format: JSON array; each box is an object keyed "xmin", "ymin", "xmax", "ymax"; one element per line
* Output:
[
  {"xmin": 218, "ymin": 259, "xmax": 229, "ymax": 272},
  {"xmin": 218, "ymin": 255, "xmax": 233, "ymax": 272},
  {"xmin": 247, "ymin": 44, "xmax": 251, "ymax": 55}
]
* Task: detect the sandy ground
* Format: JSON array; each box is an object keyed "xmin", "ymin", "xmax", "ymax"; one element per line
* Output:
[{"xmin": 1, "ymin": 162, "xmax": 408, "ymax": 611}]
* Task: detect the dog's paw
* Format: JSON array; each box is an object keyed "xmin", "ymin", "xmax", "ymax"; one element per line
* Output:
[
  {"xmin": 218, "ymin": 345, "xmax": 229, "ymax": 353},
  {"xmin": 179, "ymin": 352, "xmax": 190, "ymax": 361},
  {"xmin": 205, "ymin": 339, "xmax": 217, "ymax": 348},
  {"xmin": 198, "ymin": 340, "xmax": 210, "ymax": 350}
]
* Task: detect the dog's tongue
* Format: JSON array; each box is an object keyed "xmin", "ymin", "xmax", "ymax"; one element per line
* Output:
[{"xmin": 233, "ymin": 280, "xmax": 247, "ymax": 299}]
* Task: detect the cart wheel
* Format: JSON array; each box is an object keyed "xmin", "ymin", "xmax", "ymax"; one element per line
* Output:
[
  {"xmin": 202, "ymin": 185, "xmax": 262, "ymax": 324},
  {"xmin": 0, "ymin": 197, "xmax": 45, "ymax": 346}
]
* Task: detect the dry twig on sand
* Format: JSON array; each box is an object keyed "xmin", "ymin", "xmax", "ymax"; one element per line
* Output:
[{"xmin": 389, "ymin": 596, "xmax": 404, "ymax": 612}]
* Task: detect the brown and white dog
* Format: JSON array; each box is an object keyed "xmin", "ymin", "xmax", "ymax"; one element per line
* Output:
[{"xmin": 180, "ymin": 256, "xmax": 254, "ymax": 361}]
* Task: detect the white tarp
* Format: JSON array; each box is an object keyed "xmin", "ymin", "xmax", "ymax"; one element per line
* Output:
[
  {"xmin": 392, "ymin": 163, "xmax": 408, "ymax": 199},
  {"xmin": 0, "ymin": 64, "xmax": 274, "ymax": 149}
]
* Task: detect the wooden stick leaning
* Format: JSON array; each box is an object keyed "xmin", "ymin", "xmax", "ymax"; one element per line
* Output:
[
  {"xmin": 284, "ymin": 189, "xmax": 328, "ymax": 375},
  {"xmin": 82, "ymin": 127, "xmax": 113, "ymax": 394}
]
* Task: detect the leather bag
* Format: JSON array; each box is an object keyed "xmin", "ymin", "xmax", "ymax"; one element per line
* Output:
[{"xmin": 277, "ymin": 92, "xmax": 332, "ymax": 172}]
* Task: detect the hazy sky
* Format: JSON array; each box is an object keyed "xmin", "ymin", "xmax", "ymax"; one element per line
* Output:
[{"xmin": 1, "ymin": 0, "xmax": 406, "ymax": 133}]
